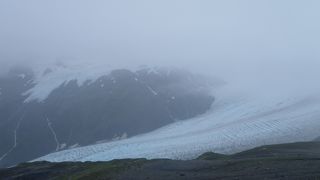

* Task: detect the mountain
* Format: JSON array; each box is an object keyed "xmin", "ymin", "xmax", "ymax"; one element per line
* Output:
[
  {"xmin": 2, "ymin": 142, "xmax": 320, "ymax": 179},
  {"xmin": 0, "ymin": 66, "xmax": 215, "ymax": 168},
  {"xmin": 36, "ymin": 86, "xmax": 320, "ymax": 163}
]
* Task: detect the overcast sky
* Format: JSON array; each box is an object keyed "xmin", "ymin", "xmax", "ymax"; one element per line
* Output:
[{"xmin": 0, "ymin": 0, "xmax": 320, "ymax": 90}]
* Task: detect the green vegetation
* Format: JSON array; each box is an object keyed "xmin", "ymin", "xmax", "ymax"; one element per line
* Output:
[
  {"xmin": 196, "ymin": 152, "xmax": 228, "ymax": 160},
  {"xmin": 2, "ymin": 142, "xmax": 320, "ymax": 179}
]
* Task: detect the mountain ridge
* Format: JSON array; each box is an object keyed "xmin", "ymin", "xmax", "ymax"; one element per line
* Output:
[
  {"xmin": 2, "ymin": 141, "xmax": 320, "ymax": 180},
  {"xmin": 0, "ymin": 66, "xmax": 215, "ymax": 167}
]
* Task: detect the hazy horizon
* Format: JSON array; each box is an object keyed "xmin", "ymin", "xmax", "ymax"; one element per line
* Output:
[{"xmin": 1, "ymin": 0, "xmax": 320, "ymax": 92}]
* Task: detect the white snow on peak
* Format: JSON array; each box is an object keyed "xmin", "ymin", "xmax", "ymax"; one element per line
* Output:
[
  {"xmin": 147, "ymin": 68, "xmax": 160, "ymax": 75},
  {"xmin": 35, "ymin": 86, "xmax": 320, "ymax": 163},
  {"xmin": 22, "ymin": 64, "xmax": 191, "ymax": 103},
  {"xmin": 110, "ymin": 77, "xmax": 116, "ymax": 84},
  {"xmin": 23, "ymin": 63, "xmax": 134, "ymax": 103},
  {"xmin": 138, "ymin": 66, "xmax": 171, "ymax": 76},
  {"xmin": 18, "ymin": 74, "xmax": 26, "ymax": 79}
]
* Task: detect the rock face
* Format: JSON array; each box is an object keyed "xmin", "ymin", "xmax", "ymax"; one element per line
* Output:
[
  {"xmin": 0, "ymin": 67, "xmax": 215, "ymax": 167},
  {"xmin": 1, "ymin": 142, "xmax": 320, "ymax": 180}
]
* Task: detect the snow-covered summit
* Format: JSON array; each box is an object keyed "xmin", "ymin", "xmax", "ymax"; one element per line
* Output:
[
  {"xmin": 22, "ymin": 62, "xmax": 199, "ymax": 103},
  {"xmin": 23, "ymin": 62, "xmax": 125, "ymax": 102}
]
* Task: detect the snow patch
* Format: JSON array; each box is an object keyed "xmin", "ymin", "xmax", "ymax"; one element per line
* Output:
[
  {"xmin": 60, "ymin": 143, "xmax": 67, "ymax": 150},
  {"xmin": 110, "ymin": 77, "xmax": 116, "ymax": 84},
  {"xmin": 68, "ymin": 144, "xmax": 80, "ymax": 149},
  {"xmin": 147, "ymin": 85, "xmax": 158, "ymax": 96},
  {"xmin": 23, "ymin": 64, "xmax": 114, "ymax": 102},
  {"xmin": 147, "ymin": 68, "xmax": 160, "ymax": 75},
  {"xmin": 18, "ymin": 74, "xmax": 26, "ymax": 79},
  {"xmin": 112, "ymin": 133, "xmax": 128, "ymax": 141},
  {"xmin": 0, "ymin": 114, "xmax": 24, "ymax": 162},
  {"xmin": 46, "ymin": 118, "xmax": 60, "ymax": 151}
]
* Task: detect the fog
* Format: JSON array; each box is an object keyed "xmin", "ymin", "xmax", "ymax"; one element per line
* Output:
[{"xmin": 1, "ymin": 0, "xmax": 320, "ymax": 93}]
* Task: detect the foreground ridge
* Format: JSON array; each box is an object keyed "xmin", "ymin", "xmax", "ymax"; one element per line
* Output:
[{"xmin": 2, "ymin": 142, "xmax": 320, "ymax": 180}]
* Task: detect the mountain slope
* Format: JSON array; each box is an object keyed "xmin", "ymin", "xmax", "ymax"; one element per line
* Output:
[
  {"xmin": 0, "ymin": 66, "xmax": 215, "ymax": 167},
  {"xmin": 36, "ymin": 87, "xmax": 320, "ymax": 162}
]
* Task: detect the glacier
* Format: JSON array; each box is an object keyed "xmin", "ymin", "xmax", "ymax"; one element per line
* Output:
[{"xmin": 35, "ymin": 85, "xmax": 320, "ymax": 162}]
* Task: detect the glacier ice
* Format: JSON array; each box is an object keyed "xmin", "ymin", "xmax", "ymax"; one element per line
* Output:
[{"xmin": 35, "ymin": 86, "xmax": 320, "ymax": 162}]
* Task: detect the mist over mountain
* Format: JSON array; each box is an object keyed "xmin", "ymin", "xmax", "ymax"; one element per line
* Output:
[
  {"xmin": 1, "ymin": 1, "xmax": 320, "ymax": 178},
  {"xmin": 0, "ymin": 65, "xmax": 216, "ymax": 167},
  {"xmin": 1, "ymin": 0, "xmax": 320, "ymax": 91}
]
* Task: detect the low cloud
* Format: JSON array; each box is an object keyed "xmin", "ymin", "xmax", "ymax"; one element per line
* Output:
[{"xmin": 0, "ymin": 0, "xmax": 319, "ymax": 93}]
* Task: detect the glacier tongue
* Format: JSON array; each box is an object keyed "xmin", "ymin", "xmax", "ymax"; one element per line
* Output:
[{"xmin": 35, "ymin": 87, "xmax": 320, "ymax": 162}]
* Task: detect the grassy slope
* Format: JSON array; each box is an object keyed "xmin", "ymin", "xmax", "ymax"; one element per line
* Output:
[{"xmin": 1, "ymin": 142, "xmax": 320, "ymax": 180}]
